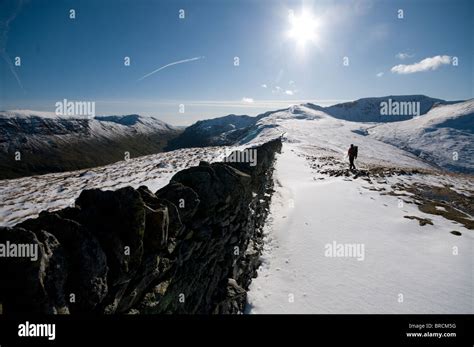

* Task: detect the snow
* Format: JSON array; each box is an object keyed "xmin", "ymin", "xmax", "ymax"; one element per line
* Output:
[
  {"xmin": 247, "ymin": 144, "xmax": 473, "ymax": 314},
  {"xmin": 368, "ymin": 100, "xmax": 474, "ymax": 173},
  {"xmin": 0, "ymin": 146, "xmax": 229, "ymax": 227},
  {"xmin": 94, "ymin": 114, "xmax": 176, "ymax": 133},
  {"xmin": 0, "ymin": 109, "xmax": 60, "ymax": 119},
  {"xmin": 305, "ymin": 95, "xmax": 447, "ymax": 122},
  {"xmin": 1, "ymin": 101, "xmax": 472, "ymax": 314},
  {"xmin": 0, "ymin": 110, "xmax": 180, "ymax": 156},
  {"xmin": 244, "ymin": 105, "xmax": 436, "ymax": 171},
  {"xmin": 244, "ymin": 104, "xmax": 473, "ymax": 314}
]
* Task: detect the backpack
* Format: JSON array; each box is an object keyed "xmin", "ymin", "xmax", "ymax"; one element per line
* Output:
[{"xmin": 353, "ymin": 146, "xmax": 358, "ymax": 158}]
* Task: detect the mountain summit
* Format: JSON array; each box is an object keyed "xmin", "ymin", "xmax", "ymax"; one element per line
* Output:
[{"xmin": 0, "ymin": 111, "xmax": 182, "ymax": 179}]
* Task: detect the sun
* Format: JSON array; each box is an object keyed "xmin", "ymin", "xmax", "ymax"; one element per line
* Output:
[{"xmin": 287, "ymin": 10, "xmax": 320, "ymax": 47}]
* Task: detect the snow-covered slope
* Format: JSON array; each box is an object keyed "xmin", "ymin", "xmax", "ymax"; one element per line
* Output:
[
  {"xmin": 306, "ymin": 95, "xmax": 449, "ymax": 122},
  {"xmin": 0, "ymin": 146, "xmax": 228, "ymax": 227},
  {"xmin": 0, "ymin": 109, "xmax": 60, "ymax": 119},
  {"xmin": 0, "ymin": 111, "xmax": 178, "ymax": 140},
  {"xmin": 367, "ymin": 100, "xmax": 474, "ymax": 174},
  {"xmin": 210, "ymin": 97, "xmax": 470, "ymax": 174},
  {"xmin": 166, "ymin": 112, "xmax": 273, "ymax": 149},
  {"xmin": 247, "ymin": 144, "xmax": 473, "ymax": 314},
  {"xmin": 168, "ymin": 96, "xmax": 466, "ymax": 168},
  {"xmin": 238, "ymin": 105, "xmax": 437, "ymax": 171},
  {"xmin": 241, "ymin": 105, "xmax": 473, "ymax": 314},
  {"xmin": 94, "ymin": 114, "xmax": 176, "ymax": 133},
  {"xmin": 0, "ymin": 110, "xmax": 182, "ymax": 179},
  {"xmin": 0, "ymin": 102, "xmax": 472, "ymax": 314}
]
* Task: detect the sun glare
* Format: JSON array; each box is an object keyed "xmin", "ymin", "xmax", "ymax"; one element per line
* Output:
[{"xmin": 287, "ymin": 10, "xmax": 320, "ymax": 47}]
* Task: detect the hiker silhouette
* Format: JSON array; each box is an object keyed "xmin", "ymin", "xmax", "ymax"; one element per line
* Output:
[{"xmin": 348, "ymin": 144, "xmax": 358, "ymax": 171}]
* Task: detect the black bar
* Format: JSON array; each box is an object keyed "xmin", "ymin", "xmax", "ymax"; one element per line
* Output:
[{"xmin": 0, "ymin": 315, "xmax": 472, "ymax": 346}]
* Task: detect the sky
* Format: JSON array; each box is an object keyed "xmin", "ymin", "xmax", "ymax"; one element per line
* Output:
[{"xmin": 0, "ymin": 0, "xmax": 473, "ymax": 125}]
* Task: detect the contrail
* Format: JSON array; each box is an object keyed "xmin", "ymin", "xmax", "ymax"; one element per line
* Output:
[
  {"xmin": 137, "ymin": 56, "xmax": 204, "ymax": 81},
  {"xmin": 0, "ymin": 0, "xmax": 24, "ymax": 90},
  {"xmin": 1, "ymin": 51, "xmax": 23, "ymax": 90}
]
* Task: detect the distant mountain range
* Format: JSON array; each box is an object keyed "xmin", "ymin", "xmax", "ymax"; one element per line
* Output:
[
  {"xmin": 1, "ymin": 95, "xmax": 472, "ymax": 179},
  {"xmin": 167, "ymin": 95, "xmax": 462, "ymax": 148},
  {"xmin": 0, "ymin": 111, "xmax": 182, "ymax": 179},
  {"xmin": 304, "ymin": 95, "xmax": 457, "ymax": 122},
  {"xmin": 367, "ymin": 100, "xmax": 474, "ymax": 173},
  {"xmin": 167, "ymin": 95, "xmax": 473, "ymax": 173}
]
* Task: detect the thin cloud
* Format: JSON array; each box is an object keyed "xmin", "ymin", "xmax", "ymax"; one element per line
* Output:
[
  {"xmin": 241, "ymin": 97, "xmax": 254, "ymax": 104},
  {"xmin": 396, "ymin": 52, "xmax": 414, "ymax": 60},
  {"xmin": 97, "ymin": 98, "xmax": 351, "ymax": 109},
  {"xmin": 1, "ymin": 51, "xmax": 23, "ymax": 89},
  {"xmin": 261, "ymin": 84, "xmax": 267, "ymax": 88},
  {"xmin": 0, "ymin": 0, "xmax": 24, "ymax": 90},
  {"xmin": 137, "ymin": 56, "xmax": 204, "ymax": 81},
  {"xmin": 376, "ymin": 72, "xmax": 384, "ymax": 77},
  {"xmin": 391, "ymin": 55, "xmax": 451, "ymax": 74},
  {"xmin": 285, "ymin": 90, "xmax": 294, "ymax": 95}
]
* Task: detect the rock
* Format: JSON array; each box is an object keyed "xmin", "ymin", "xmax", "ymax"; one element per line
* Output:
[
  {"xmin": 143, "ymin": 205, "xmax": 169, "ymax": 252},
  {"xmin": 18, "ymin": 213, "xmax": 108, "ymax": 312},
  {"xmin": 156, "ymin": 182, "xmax": 200, "ymax": 223},
  {"xmin": 403, "ymin": 215, "xmax": 433, "ymax": 226},
  {"xmin": 214, "ymin": 279, "xmax": 247, "ymax": 314},
  {"xmin": 171, "ymin": 163, "xmax": 251, "ymax": 216},
  {"xmin": 158, "ymin": 199, "xmax": 184, "ymax": 239},
  {"xmin": 75, "ymin": 187, "xmax": 146, "ymax": 313},
  {"xmin": 0, "ymin": 138, "xmax": 282, "ymax": 315},
  {"xmin": 0, "ymin": 227, "xmax": 68, "ymax": 314},
  {"xmin": 138, "ymin": 185, "xmax": 183, "ymax": 240}
]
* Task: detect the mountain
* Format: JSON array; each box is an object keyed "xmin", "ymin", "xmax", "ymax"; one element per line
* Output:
[
  {"xmin": 367, "ymin": 100, "xmax": 474, "ymax": 173},
  {"xmin": 166, "ymin": 109, "xmax": 286, "ymax": 150},
  {"xmin": 167, "ymin": 95, "xmax": 471, "ymax": 173},
  {"xmin": 246, "ymin": 136, "xmax": 473, "ymax": 314},
  {"xmin": 1, "ymin": 99, "xmax": 472, "ymax": 315},
  {"xmin": 0, "ymin": 110, "xmax": 182, "ymax": 179},
  {"xmin": 169, "ymin": 96, "xmax": 450, "ymax": 151},
  {"xmin": 306, "ymin": 95, "xmax": 450, "ymax": 122}
]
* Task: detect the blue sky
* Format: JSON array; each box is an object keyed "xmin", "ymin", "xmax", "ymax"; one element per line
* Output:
[{"xmin": 0, "ymin": 0, "xmax": 472, "ymax": 125}]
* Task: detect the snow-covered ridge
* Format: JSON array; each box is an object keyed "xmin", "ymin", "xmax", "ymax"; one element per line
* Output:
[
  {"xmin": 169, "ymin": 95, "xmax": 465, "ymax": 151},
  {"xmin": 0, "ymin": 110, "xmax": 182, "ymax": 179},
  {"xmin": 168, "ymin": 95, "xmax": 470, "ymax": 174},
  {"xmin": 247, "ymin": 143, "xmax": 473, "ymax": 314},
  {"xmin": 0, "ymin": 145, "xmax": 228, "ymax": 227},
  {"xmin": 304, "ymin": 95, "xmax": 455, "ymax": 122},
  {"xmin": 367, "ymin": 99, "xmax": 474, "ymax": 173},
  {"xmin": 0, "ymin": 109, "xmax": 60, "ymax": 119},
  {"xmin": 0, "ymin": 110, "xmax": 178, "ymax": 134}
]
